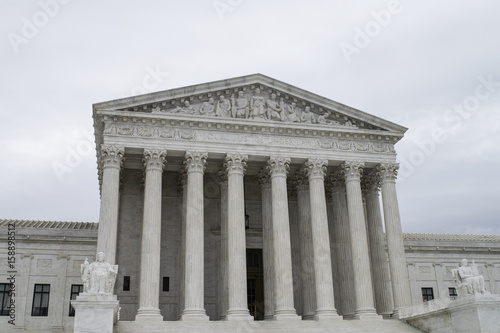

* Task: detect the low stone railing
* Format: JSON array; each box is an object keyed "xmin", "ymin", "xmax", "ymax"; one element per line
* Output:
[{"xmin": 399, "ymin": 297, "xmax": 452, "ymax": 319}]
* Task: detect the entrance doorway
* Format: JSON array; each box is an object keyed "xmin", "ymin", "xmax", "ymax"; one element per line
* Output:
[{"xmin": 246, "ymin": 249, "xmax": 264, "ymax": 320}]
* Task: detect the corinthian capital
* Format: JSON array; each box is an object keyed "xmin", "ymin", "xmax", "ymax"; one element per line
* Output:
[
  {"xmin": 267, "ymin": 156, "xmax": 291, "ymax": 177},
  {"xmin": 305, "ymin": 158, "xmax": 328, "ymax": 180},
  {"xmin": 184, "ymin": 151, "xmax": 207, "ymax": 174},
  {"xmin": 291, "ymin": 168, "xmax": 308, "ymax": 191},
  {"xmin": 224, "ymin": 153, "xmax": 248, "ymax": 175},
  {"xmin": 341, "ymin": 161, "xmax": 364, "ymax": 182},
  {"xmin": 361, "ymin": 171, "xmax": 380, "ymax": 194},
  {"xmin": 257, "ymin": 168, "xmax": 271, "ymax": 188},
  {"xmin": 377, "ymin": 163, "xmax": 399, "ymax": 184},
  {"xmin": 100, "ymin": 145, "xmax": 125, "ymax": 170},
  {"xmin": 325, "ymin": 169, "xmax": 345, "ymax": 192},
  {"xmin": 143, "ymin": 149, "xmax": 167, "ymax": 171}
]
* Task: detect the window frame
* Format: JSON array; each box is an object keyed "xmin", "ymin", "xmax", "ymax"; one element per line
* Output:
[
  {"xmin": 69, "ymin": 284, "xmax": 83, "ymax": 316},
  {"xmin": 421, "ymin": 287, "xmax": 434, "ymax": 302},
  {"xmin": 31, "ymin": 284, "xmax": 51, "ymax": 316},
  {"xmin": 0, "ymin": 283, "xmax": 11, "ymax": 316}
]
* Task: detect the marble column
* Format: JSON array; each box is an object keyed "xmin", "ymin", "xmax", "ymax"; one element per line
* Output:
[
  {"xmin": 51, "ymin": 255, "xmax": 70, "ymax": 331},
  {"xmin": 136, "ymin": 149, "xmax": 166, "ymax": 320},
  {"xmin": 96, "ymin": 145, "xmax": 124, "ymax": 265},
  {"xmin": 293, "ymin": 171, "xmax": 316, "ymax": 320},
  {"xmin": 362, "ymin": 173, "xmax": 394, "ymax": 318},
  {"xmin": 342, "ymin": 161, "xmax": 379, "ymax": 320},
  {"xmin": 306, "ymin": 159, "xmax": 340, "ymax": 320},
  {"xmin": 377, "ymin": 163, "xmax": 412, "ymax": 317},
  {"xmin": 181, "ymin": 151, "xmax": 209, "ymax": 321},
  {"xmin": 267, "ymin": 156, "xmax": 300, "ymax": 320},
  {"xmin": 225, "ymin": 153, "xmax": 252, "ymax": 320},
  {"xmin": 326, "ymin": 170, "xmax": 356, "ymax": 318},
  {"xmin": 258, "ymin": 169, "xmax": 275, "ymax": 320},
  {"xmin": 217, "ymin": 170, "xmax": 229, "ymax": 320},
  {"xmin": 178, "ymin": 171, "xmax": 188, "ymax": 319}
]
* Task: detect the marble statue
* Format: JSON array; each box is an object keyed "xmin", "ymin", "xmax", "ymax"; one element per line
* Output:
[
  {"xmin": 285, "ymin": 102, "xmax": 300, "ymax": 123},
  {"xmin": 317, "ymin": 111, "xmax": 340, "ymax": 125},
  {"xmin": 216, "ymin": 95, "xmax": 232, "ymax": 118},
  {"xmin": 175, "ymin": 101, "xmax": 196, "ymax": 114},
  {"xmin": 300, "ymin": 106, "xmax": 316, "ymax": 124},
  {"xmin": 266, "ymin": 93, "xmax": 284, "ymax": 121},
  {"xmin": 453, "ymin": 259, "xmax": 487, "ymax": 296},
  {"xmin": 250, "ymin": 88, "xmax": 266, "ymax": 119},
  {"xmin": 81, "ymin": 252, "xmax": 118, "ymax": 295},
  {"xmin": 232, "ymin": 91, "xmax": 249, "ymax": 119},
  {"xmin": 199, "ymin": 97, "xmax": 215, "ymax": 116}
]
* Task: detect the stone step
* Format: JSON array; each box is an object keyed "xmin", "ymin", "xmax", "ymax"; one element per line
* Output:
[{"xmin": 116, "ymin": 319, "xmax": 423, "ymax": 333}]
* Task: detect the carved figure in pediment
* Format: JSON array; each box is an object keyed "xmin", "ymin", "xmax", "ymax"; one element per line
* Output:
[
  {"xmin": 300, "ymin": 106, "xmax": 316, "ymax": 124},
  {"xmin": 317, "ymin": 111, "xmax": 341, "ymax": 125},
  {"xmin": 175, "ymin": 100, "xmax": 196, "ymax": 114},
  {"xmin": 344, "ymin": 120, "xmax": 357, "ymax": 128},
  {"xmin": 216, "ymin": 95, "xmax": 232, "ymax": 118},
  {"xmin": 151, "ymin": 104, "xmax": 162, "ymax": 113},
  {"xmin": 266, "ymin": 93, "xmax": 284, "ymax": 121},
  {"xmin": 285, "ymin": 102, "xmax": 300, "ymax": 122},
  {"xmin": 250, "ymin": 88, "xmax": 266, "ymax": 120},
  {"xmin": 232, "ymin": 91, "xmax": 249, "ymax": 118},
  {"xmin": 199, "ymin": 97, "xmax": 216, "ymax": 116}
]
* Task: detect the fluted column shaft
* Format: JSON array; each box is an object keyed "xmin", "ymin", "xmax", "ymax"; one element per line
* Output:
[
  {"xmin": 259, "ymin": 170, "xmax": 275, "ymax": 320},
  {"xmin": 97, "ymin": 146, "xmax": 124, "ymax": 265},
  {"xmin": 342, "ymin": 161, "xmax": 379, "ymax": 320},
  {"xmin": 136, "ymin": 149, "xmax": 166, "ymax": 320},
  {"xmin": 378, "ymin": 163, "xmax": 411, "ymax": 317},
  {"xmin": 306, "ymin": 159, "xmax": 339, "ymax": 319},
  {"xmin": 218, "ymin": 171, "xmax": 229, "ymax": 320},
  {"xmin": 328, "ymin": 172, "xmax": 356, "ymax": 318},
  {"xmin": 181, "ymin": 152, "xmax": 209, "ymax": 321},
  {"xmin": 178, "ymin": 172, "xmax": 188, "ymax": 319},
  {"xmin": 295, "ymin": 174, "xmax": 316, "ymax": 319},
  {"xmin": 267, "ymin": 156, "xmax": 299, "ymax": 320},
  {"xmin": 363, "ymin": 174, "xmax": 394, "ymax": 317},
  {"xmin": 225, "ymin": 154, "xmax": 252, "ymax": 320}
]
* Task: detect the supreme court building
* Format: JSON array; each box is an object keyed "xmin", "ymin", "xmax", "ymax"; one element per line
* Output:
[{"xmin": 2, "ymin": 74, "xmax": 500, "ymax": 332}]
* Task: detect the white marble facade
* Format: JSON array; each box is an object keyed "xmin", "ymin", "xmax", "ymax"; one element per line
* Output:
[{"xmin": 1, "ymin": 75, "xmax": 500, "ymax": 332}]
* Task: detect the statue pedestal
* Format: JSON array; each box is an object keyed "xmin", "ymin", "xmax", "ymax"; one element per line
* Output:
[{"xmin": 71, "ymin": 294, "xmax": 119, "ymax": 333}]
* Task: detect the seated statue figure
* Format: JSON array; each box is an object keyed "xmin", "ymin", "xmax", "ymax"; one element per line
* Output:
[
  {"xmin": 456, "ymin": 259, "xmax": 487, "ymax": 296},
  {"xmin": 81, "ymin": 252, "xmax": 118, "ymax": 295}
]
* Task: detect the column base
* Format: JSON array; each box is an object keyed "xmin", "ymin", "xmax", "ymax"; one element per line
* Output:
[
  {"xmin": 354, "ymin": 307, "xmax": 382, "ymax": 321},
  {"xmin": 180, "ymin": 309, "xmax": 209, "ymax": 321},
  {"xmin": 135, "ymin": 307, "xmax": 163, "ymax": 321},
  {"xmin": 225, "ymin": 313, "xmax": 254, "ymax": 321},
  {"xmin": 314, "ymin": 309, "xmax": 343, "ymax": 321},
  {"xmin": 271, "ymin": 310, "xmax": 302, "ymax": 321}
]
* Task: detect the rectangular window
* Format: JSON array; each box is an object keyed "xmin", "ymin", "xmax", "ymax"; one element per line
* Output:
[
  {"xmin": 0, "ymin": 283, "xmax": 11, "ymax": 316},
  {"xmin": 449, "ymin": 287, "xmax": 457, "ymax": 299},
  {"xmin": 162, "ymin": 277, "xmax": 169, "ymax": 292},
  {"xmin": 32, "ymin": 284, "xmax": 50, "ymax": 316},
  {"xmin": 69, "ymin": 284, "xmax": 83, "ymax": 316},
  {"xmin": 421, "ymin": 287, "xmax": 434, "ymax": 302},
  {"xmin": 123, "ymin": 276, "xmax": 130, "ymax": 291}
]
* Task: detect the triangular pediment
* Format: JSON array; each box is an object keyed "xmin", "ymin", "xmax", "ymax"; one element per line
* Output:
[{"xmin": 93, "ymin": 74, "xmax": 407, "ymax": 134}]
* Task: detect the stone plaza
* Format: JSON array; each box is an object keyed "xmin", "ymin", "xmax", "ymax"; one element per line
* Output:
[{"xmin": 1, "ymin": 74, "xmax": 499, "ymax": 332}]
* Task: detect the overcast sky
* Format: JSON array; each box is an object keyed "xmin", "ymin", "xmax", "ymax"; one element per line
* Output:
[{"xmin": 1, "ymin": 1, "xmax": 499, "ymax": 235}]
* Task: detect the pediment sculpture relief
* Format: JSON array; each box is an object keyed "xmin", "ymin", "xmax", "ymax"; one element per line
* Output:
[
  {"xmin": 151, "ymin": 88, "xmax": 358, "ymax": 128},
  {"xmin": 452, "ymin": 259, "xmax": 488, "ymax": 297},
  {"xmin": 81, "ymin": 252, "xmax": 118, "ymax": 295}
]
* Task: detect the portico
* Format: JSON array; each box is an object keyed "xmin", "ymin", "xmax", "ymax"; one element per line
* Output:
[{"xmin": 92, "ymin": 74, "xmax": 411, "ymax": 323}]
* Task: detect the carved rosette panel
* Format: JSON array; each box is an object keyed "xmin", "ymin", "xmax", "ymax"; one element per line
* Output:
[
  {"xmin": 143, "ymin": 149, "xmax": 167, "ymax": 172},
  {"xmin": 267, "ymin": 156, "xmax": 291, "ymax": 177},
  {"xmin": 224, "ymin": 153, "xmax": 248, "ymax": 176},
  {"xmin": 377, "ymin": 163, "xmax": 399, "ymax": 184},
  {"xmin": 305, "ymin": 158, "xmax": 328, "ymax": 181},
  {"xmin": 184, "ymin": 151, "xmax": 207, "ymax": 174},
  {"xmin": 257, "ymin": 168, "xmax": 271, "ymax": 188},
  {"xmin": 325, "ymin": 169, "xmax": 345, "ymax": 193},
  {"xmin": 100, "ymin": 145, "xmax": 125, "ymax": 170},
  {"xmin": 361, "ymin": 172, "xmax": 380, "ymax": 194},
  {"xmin": 341, "ymin": 161, "xmax": 365, "ymax": 182}
]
